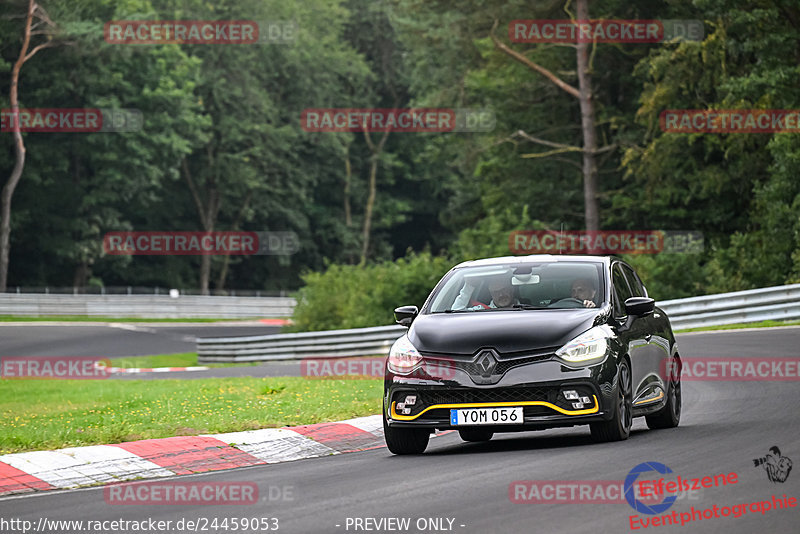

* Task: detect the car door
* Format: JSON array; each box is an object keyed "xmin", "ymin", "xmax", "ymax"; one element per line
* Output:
[
  {"xmin": 611, "ymin": 263, "xmax": 651, "ymax": 403},
  {"xmin": 620, "ymin": 263, "xmax": 669, "ymax": 405}
]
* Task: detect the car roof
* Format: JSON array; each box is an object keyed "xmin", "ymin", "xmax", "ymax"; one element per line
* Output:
[{"xmin": 453, "ymin": 254, "xmax": 613, "ymax": 269}]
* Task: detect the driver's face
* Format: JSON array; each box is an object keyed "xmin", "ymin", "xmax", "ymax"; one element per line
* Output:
[
  {"xmin": 489, "ymin": 282, "xmax": 513, "ymax": 307},
  {"xmin": 571, "ymin": 281, "xmax": 595, "ymax": 301}
]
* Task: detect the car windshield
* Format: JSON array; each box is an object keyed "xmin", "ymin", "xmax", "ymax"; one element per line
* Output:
[{"xmin": 429, "ymin": 262, "xmax": 604, "ymax": 312}]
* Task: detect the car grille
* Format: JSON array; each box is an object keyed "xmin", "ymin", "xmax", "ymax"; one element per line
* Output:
[
  {"xmin": 423, "ymin": 387, "xmax": 551, "ymax": 405},
  {"xmin": 420, "ymin": 347, "xmax": 558, "ymax": 383}
]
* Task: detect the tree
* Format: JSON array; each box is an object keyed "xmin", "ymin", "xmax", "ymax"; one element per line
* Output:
[
  {"xmin": 1, "ymin": 0, "xmax": 57, "ymax": 290},
  {"xmin": 162, "ymin": 0, "xmax": 371, "ymax": 292},
  {"xmin": 623, "ymin": 0, "xmax": 800, "ymax": 292},
  {"xmin": 488, "ymin": 0, "xmax": 617, "ymax": 232}
]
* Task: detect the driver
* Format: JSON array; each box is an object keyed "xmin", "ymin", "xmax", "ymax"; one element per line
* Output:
[
  {"xmin": 570, "ymin": 278, "xmax": 597, "ymax": 308},
  {"xmin": 486, "ymin": 277, "xmax": 517, "ymax": 308}
]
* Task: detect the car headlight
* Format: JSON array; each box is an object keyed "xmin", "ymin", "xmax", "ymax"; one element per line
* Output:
[
  {"xmin": 556, "ymin": 325, "xmax": 612, "ymax": 365},
  {"xmin": 388, "ymin": 335, "xmax": 423, "ymax": 374}
]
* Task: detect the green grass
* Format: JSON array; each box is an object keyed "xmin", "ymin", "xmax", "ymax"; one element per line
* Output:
[
  {"xmin": 110, "ymin": 353, "xmax": 258, "ymax": 368},
  {"xmin": 0, "ymin": 315, "xmax": 280, "ymax": 322},
  {"xmin": 675, "ymin": 319, "xmax": 800, "ymax": 333},
  {"xmin": 0, "ymin": 376, "xmax": 382, "ymax": 454}
]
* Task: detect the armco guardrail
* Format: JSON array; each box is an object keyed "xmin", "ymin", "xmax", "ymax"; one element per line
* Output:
[
  {"xmin": 197, "ymin": 284, "xmax": 800, "ymax": 362},
  {"xmin": 0, "ymin": 294, "xmax": 295, "ymax": 318},
  {"xmin": 197, "ymin": 325, "xmax": 407, "ymax": 362},
  {"xmin": 658, "ymin": 283, "xmax": 800, "ymax": 330}
]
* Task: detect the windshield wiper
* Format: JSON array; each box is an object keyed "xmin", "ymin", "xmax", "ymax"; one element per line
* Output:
[{"xmin": 512, "ymin": 304, "xmax": 546, "ymax": 310}]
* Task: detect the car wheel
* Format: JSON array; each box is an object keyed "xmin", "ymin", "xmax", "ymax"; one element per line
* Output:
[
  {"xmin": 590, "ymin": 359, "xmax": 633, "ymax": 442},
  {"xmin": 383, "ymin": 417, "xmax": 430, "ymax": 454},
  {"xmin": 646, "ymin": 362, "xmax": 681, "ymax": 429},
  {"xmin": 458, "ymin": 428, "xmax": 494, "ymax": 442}
]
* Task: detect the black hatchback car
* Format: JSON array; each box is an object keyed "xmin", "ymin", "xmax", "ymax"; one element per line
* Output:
[{"xmin": 383, "ymin": 255, "xmax": 682, "ymax": 454}]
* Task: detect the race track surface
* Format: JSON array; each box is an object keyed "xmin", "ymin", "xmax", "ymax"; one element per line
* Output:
[
  {"xmin": 0, "ymin": 324, "xmax": 282, "ymax": 358},
  {"xmin": 0, "ymin": 328, "xmax": 798, "ymax": 534}
]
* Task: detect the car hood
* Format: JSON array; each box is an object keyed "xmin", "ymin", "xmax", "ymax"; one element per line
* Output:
[{"xmin": 408, "ymin": 309, "xmax": 602, "ymax": 355}]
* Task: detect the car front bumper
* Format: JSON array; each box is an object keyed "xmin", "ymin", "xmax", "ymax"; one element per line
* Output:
[{"xmin": 384, "ymin": 357, "xmax": 619, "ymax": 431}]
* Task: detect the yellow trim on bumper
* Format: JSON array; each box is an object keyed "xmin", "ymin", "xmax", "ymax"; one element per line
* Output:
[
  {"xmin": 633, "ymin": 390, "xmax": 664, "ymax": 405},
  {"xmin": 390, "ymin": 395, "xmax": 600, "ymax": 421}
]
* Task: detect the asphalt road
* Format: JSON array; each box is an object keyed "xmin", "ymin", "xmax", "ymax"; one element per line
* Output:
[
  {"xmin": 2, "ymin": 323, "xmax": 799, "ymax": 380},
  {"xmin": 0, "ymin": 327, "xmax": 799, "ymax": 533},
  {"xmin": 0, "ymin": 324, "xmax": 282, "ymax": 358}
]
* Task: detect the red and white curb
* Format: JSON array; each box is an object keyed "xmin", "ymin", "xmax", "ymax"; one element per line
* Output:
[
  {"xmin": 0, "ymin": 415, "xmax": 394, "ymax": 497},
  {"xmin": 259, "ymin": 318, "xmax": 291, "ymax": 326}
]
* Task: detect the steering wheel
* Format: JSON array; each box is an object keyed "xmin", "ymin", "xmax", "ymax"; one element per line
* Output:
[{"xmin": 548, "ymin": 297, "xmax": 586, "ymax": 308}]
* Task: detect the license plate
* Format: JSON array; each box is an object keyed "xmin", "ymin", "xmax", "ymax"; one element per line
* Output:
[{"xmin": 450, "ymin": 407, "xmax": 523, "ymax": 426}]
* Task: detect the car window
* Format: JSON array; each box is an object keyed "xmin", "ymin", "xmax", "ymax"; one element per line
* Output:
[
  {"xmin": 612, "ymin": 264, "xmax": 633, "ymax": 316},
  {"xmin": 622, "ymin": 265, "xmax": 647, "ymax": 297}
]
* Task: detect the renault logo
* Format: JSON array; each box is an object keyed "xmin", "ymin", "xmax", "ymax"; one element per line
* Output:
[{"xmin": 476, "ymin": 350, "xmax": 497, "ymax": 376}]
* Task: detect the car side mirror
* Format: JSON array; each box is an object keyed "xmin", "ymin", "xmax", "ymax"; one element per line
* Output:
[
  {"xmin": 394, "ymin": 305, "xmax": 418, "ymax": 327},
  {"xmin": 624, "ymin": 297, "xmax": 655, "ymax": 317}
]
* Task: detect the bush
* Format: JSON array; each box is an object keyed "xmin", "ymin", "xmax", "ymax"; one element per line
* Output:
[{"xmin": 289, "ymin": 251, "xmax": 452, "ymax": 332}]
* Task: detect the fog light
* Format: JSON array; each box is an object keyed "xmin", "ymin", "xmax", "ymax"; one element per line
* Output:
[
  {"xmin": 564, "ymin": 390, "xmax": 579, "ymax": 400},
  {"xmin": 581, "ymin": 396, "xmax": 591, "ymax": 404},
  {"xmin": 572, "ymin": 402, "xmax": 584, "ymax": 409},
  {"xmin": 404, "ymin": 395, "xmax": 417, "ymax": 405}
]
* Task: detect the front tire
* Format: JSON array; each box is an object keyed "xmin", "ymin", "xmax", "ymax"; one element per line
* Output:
[
  {"xmin": 383, "ymin": 418, "xmax": 430, "ymax": 454},
  {"xmin": 646, "ymin": 359, "xmax": 681, "ymax": 429},
  {"xmin": 458, "ymin": 428, "xmax": 493, "ymax": 442},
  {"xmin": 591, "ymin": 359, "xmax": 633, "ymax": 442}
]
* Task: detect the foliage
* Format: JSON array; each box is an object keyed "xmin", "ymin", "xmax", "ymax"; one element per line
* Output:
[
  {"xmin": 289, "ymin": 251, "xmax": 451, "ymax": 331},
  {"xmin": 1, "ymin": 0, "xmax": 798, "ymax": 310}
]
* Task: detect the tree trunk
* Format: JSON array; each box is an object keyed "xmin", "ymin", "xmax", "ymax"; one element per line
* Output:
[
  {"xmin": 199, "ymin": 252, "xmax": 211, "ymax": 295},
  {"xmin": 344, "ymin": 146, "xmax": 352, "ymax": 228},
  {"xmin": 360, "ymin": 154, "xmax": 378, "ymax": 264},
  {"xmin": 182, "ymin": 156, "xmax": 219, "ymax": 295},
  {"xmin": 72, "ymin": 262, "xmax": 89, "ymax": 291},
  {"xmin": 576, "ymin": 0, "xmax": 600, "ymax": 232},
  {"xmin": 215, "ymin": 191, "xmax": 252, "ymax": 291},
  {"xmin": 1, "ymin": 0, "xmax": 36, "ymax": 292},
  {"xmin": 359, "ymin": 125, "xmax": 391, "ymax": 265},
  {"xmin": 0, "ymin": 117, "xmax": 25, "ymax": 292}
]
